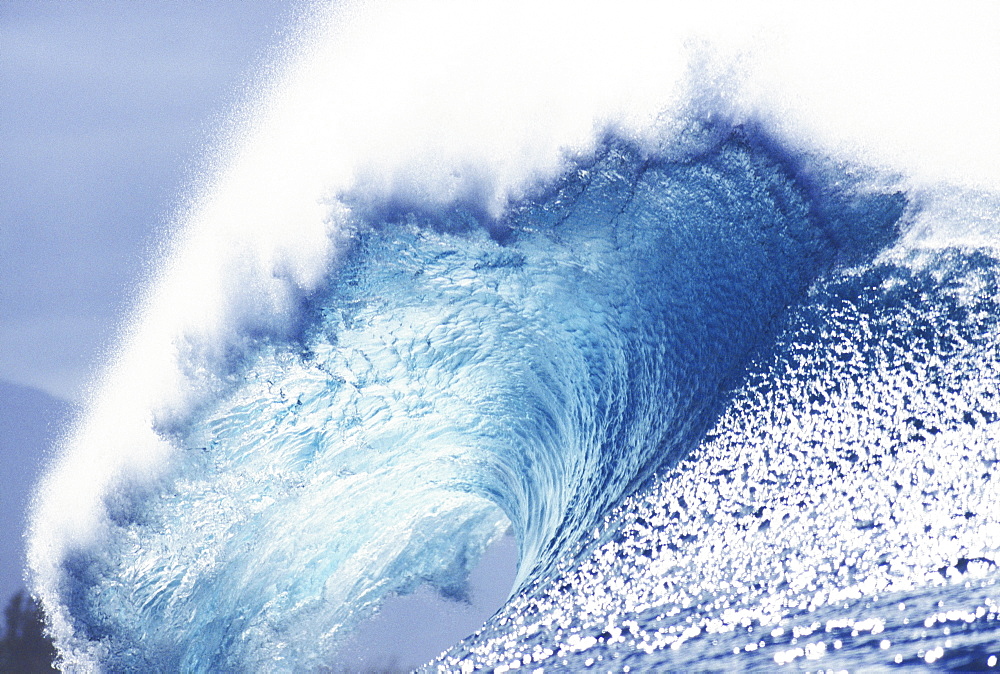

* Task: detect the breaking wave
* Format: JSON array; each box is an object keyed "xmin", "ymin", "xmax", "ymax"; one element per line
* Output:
[{"xmin": 28, "ymin": 1, "xmax": 1000, "ymax": 670}]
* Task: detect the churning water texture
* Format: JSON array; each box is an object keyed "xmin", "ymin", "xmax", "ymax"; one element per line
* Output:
[{"xmin": 33, "ymin": 121, "xmax": 1000, "ymax": 672}]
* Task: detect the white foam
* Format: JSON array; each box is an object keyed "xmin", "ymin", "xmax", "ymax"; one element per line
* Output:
[{"xmin": 29, "ymin": 0, "xmax": 1000, "ymax": 639}]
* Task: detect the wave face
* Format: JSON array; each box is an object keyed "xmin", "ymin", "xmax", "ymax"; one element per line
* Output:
[
  {"xmin": 34, "ymin": 125, "xmax": 919, "ymax": 670},
  {"xmin": 438, "ymin": 243, "xmax": 1000, "ymax": 671}
]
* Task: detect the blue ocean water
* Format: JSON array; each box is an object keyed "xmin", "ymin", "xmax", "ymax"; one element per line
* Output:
[{"xmin": 34, "ymin": 124, "xmax": 1000, "ymax": 671}]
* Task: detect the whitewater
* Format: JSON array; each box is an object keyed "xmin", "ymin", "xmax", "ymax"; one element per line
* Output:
[{"xmin": 27, "ymin": 1, "xmax": 1000, "ymax": 671}]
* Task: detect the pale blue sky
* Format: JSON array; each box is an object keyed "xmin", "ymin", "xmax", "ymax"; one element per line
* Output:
[{"xmin": 1, "ymin": 0, "xmax": 296, "ymax": 402}]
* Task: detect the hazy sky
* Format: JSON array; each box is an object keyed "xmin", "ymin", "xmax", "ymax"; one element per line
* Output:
[
  {"xmin": 1, "ymin": 0, "xmax": 298, "ymax": 402},
  {"xmin": 0, "ymin": 0, "xmax": 296, "ymax": 616}
]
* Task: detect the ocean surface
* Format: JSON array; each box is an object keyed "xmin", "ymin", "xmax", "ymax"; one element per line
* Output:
[{"xmin": 27, "ymin": 2, "xmax": 1000, "ymax": 671}]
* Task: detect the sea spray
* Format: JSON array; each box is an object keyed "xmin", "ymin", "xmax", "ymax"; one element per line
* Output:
[{"xmin": 28, "ymin": 2, "xmax": 1000, "ymax": 670}]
